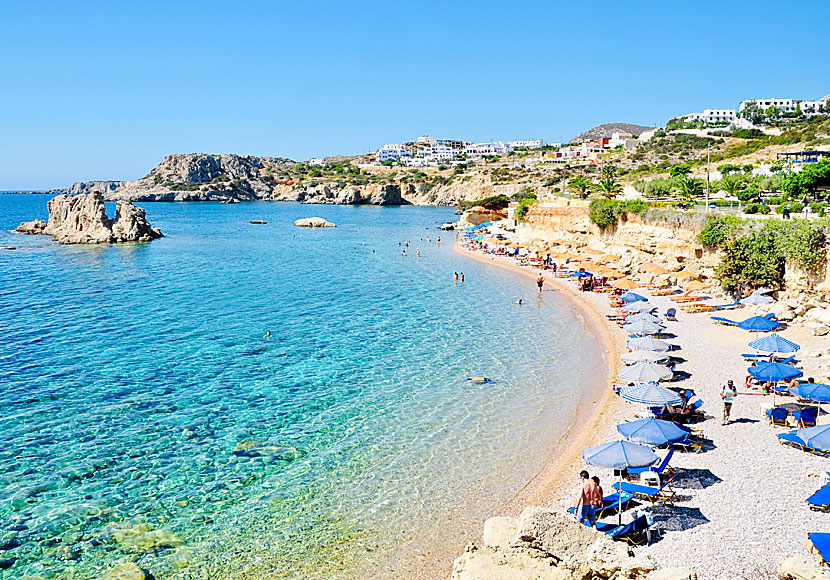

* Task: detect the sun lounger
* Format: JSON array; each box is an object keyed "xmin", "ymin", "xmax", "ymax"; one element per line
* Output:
[
  {"xmin": 742, "ymin": 353, "xmax": 770, "ymax": 361},
  {"xmin": 807, "ymin": 484, "xmax": 830, "ymax": 510},
  {"xmin": 665, "ymin": 308, "xmax": 677, "ymax": 321},
  {"xmin": 595, "ymin": 515, "xmax": 650, "ymax": 545},
  {"xmin": 673, "ymin": 295, "xmax": 704, "ymax": 304},
  {"xmin": 671, "ymin": 436, "xmax": 703, "ymax": 453},
  {"xmin": 808, "ymin": 532, "xmax": 830, "ymax": 566},
  {"xmin": 794, "ymin": 407, "xmax": 819, "ymax": 428},
  {"xmin": 568, "ymin": 491, "xmax": 635, "ymax": 519},
  {"xmin": 680, "ymin": 303, "xmax": 711, "ymax": 313},
  {"xmin": 710, "ymin": 301, "xmax": 741, "ymax": 311},
  {"xmin": 766, "ymin": 407, "xmax": 790, "ymax": 426},
  {"xmin": 778, "ymin": 431, "xmax": 807, "ymax": 450},
  {"xmin": 669, "ymin": 291, "xmax": 694, "ymax": 302},
  {"xmin": 613, "ymin": 475, "xmax": 676, "ymax": 504},
  {"xmin": 711, "ymin": 316, "xmax": 738, "ymax": 326},
  {"xmin": 628, "ymin": 449, "xmax": 674, "ymax": 477}
]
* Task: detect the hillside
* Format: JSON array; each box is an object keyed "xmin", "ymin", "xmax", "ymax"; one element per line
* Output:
[{"xmin": 572, "ymin": 122, "xmax": 655, "ymax": 143}]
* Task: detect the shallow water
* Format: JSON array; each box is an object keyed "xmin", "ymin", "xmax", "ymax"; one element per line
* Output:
[{"xmin": 0, "ymin": 195, "xmax": 604, "ymax": 579}]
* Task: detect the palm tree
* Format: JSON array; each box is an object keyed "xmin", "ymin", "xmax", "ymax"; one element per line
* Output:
[
  {"xmin": 569, "ymin": 176, "xmax": 592, "ymax": 199},
  {"xmin": 720, "ymin": 174, "xmax": 743, "ymax": 199},
  {"xmin": 673, "ymin": 175, "xmax": 704, "ymax": 208},
  {"xmin": 596, "ymin": 176, "xmax": 622, "ymax": 199},
  {"xmin": 601, "ymin": 164, "xmax": 618, "ymax": 179}
]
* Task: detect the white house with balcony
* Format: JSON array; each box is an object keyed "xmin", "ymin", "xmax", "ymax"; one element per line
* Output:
[
  {"xmin": 739, "ymin": 98, "xmax": 797, "ymax": 113},
  {"xmin": 684, "ymin": 108, "xmax": 736, "ymax": 125},
  {"xmin": 464, "ymin": 141, "xmax": 512, "ymax": 158},
  {"xmin": 419, "ymin": 144, "xmax": 455, "ymax": 163},
  {"xmin": 376, "ymin": 144, "xmax": 412, "ymax": 163},
  {"xmin": 508, "ymin": 139, "xmax": 547, "ymax": 149},
  {"xmin": 609, "ymin": 131, "xmax": 638, "ymax": 149}
]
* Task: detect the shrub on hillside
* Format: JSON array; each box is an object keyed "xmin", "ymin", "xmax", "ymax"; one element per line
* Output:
[{"xmin": 744, "ymin": 203, "xmax": 759, "ymax": 214}]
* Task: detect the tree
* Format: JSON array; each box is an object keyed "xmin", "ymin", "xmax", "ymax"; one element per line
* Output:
[
  {"xmin": 601, "ymin": 165, "xmax": 618, "ymax": 179},
  {"xmin": 718, "ymin": 163, "xmax": 742, "ymax": 176},
  {"xmin": 742, "ymin": 164, "xmax": 754, "ymax": 175},
  {"xmin": 739, "ymin": 100, "xmax": 763, "ymax": 125},
  {"xmin": 721, "ymin": 175, "xmax": 744, "ymax": 199},
  {"xmin": 669, "ymin": 164, "xmax": 692, "ymax": 178},
  {"xmin": 673, "ymin": 175, "xmax": 704, "ymax": 208},
  {"xmin": 569, "ymin": 176, "xmax": 592, "ymax": 199},
  {"xmin": 595, "ymin": 176, "xmax": 622, "ymax": 199}
]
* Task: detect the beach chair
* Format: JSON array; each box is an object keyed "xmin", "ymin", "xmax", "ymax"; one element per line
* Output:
[
  {"xmin": 665, "ymin": 308, "xmax": 677, "ymax": 321},
  {"xmin": 670, "ymin": 290, "xmax": 694, "ymax": 302},
  {"xmin": 742, "ymin": 353, "xmax": 770, "ymax": 362},
  {"xmin": 568, "ymin": 491, "xmax": 635, "ymax": 519},
  {"xmin": 794, "ymin": 407, "xmax": 819, "ymax": 428},
  {"xmin": 807, "ymin": 483, "xmax": 830, "ymax": 511},
  {"xmin": 628, "ymin": 449, "xmax": 674, "ymax": 478},
  {"xmin": 613, "ymin": 474, "xmax": 676, "ymax": 504},
  {"xmin": 710, "ymin": 301, "xmax": 741, "ymax": 311},
  {"xmin": 778, "ymin": 431, "xmax": 806, "ymax": 450},
  {"xmin": 808, "ymin": 532, "xmax": 830, "ymax": 566},
  {"xmin": 711, "ymin": 316, "xmax": 738, "ymax": 326},
  {"xmin": 595, "ymin": 515, "xmax": 650, "ymax": 545},
  {"xmin": 671, "ymin": 436, "xmax": 703, "ymax": 453},
  {"xmin": 680, "ymin": 303, "xmax": 711, "ymax": 313},
  {"xmin": 766, "ymin": 407, "xmax": 790, "ymax": 426}
]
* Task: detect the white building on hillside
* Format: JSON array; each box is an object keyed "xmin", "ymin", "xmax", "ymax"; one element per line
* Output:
[
  {"xmin": 308, "ymin": 158, "xmax": 325, "ymax": 166},
  {"xmin": 508, "ymin": 139, "xmax": 547, "ymax": 149},
  {"xmin": 684, "ymin": 108, "xmax": 736, "ymax": 124},
  {"xmin": 376, "ymin": 144, "xmax": 412, "ymax": 163},
  {"xmin": 419, "ymin": 144, "xmax": 455, "ymax": 163},
  {"xmin": 739, "ymin": 98, "xmax": 797, "ymax": 113},
  {"xmin": 417, "ymin": 136, "xmax": 438, "ymax": 146},
  {"xmin": 465, "ymin": 141, "xmax": 512, "ymax": 158},
  {"xmin": 609, "ymin": 131, "xmax": 638, "ymax": 149}
]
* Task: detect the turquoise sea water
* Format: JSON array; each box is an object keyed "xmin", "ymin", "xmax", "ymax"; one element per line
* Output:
[{"xmin": 0, "ymin": 195, "xmax": 604, "ymax": 579}]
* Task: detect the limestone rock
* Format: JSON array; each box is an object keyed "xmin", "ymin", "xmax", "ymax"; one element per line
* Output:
[
  {"xmin": 450, "ymin": 546, "xmax": 569, "ymax": 580},
  {"xmin": 16, "ymin": 193, "xmax": 162, "ymax": 244},
  {"xmin": 777, "ymin": 310, "xmax": 796, "ymax": 322},
  {"xmin": 101, "ymin": 562, "xmax": 148, "ymax": 580},
  {"xmin": 808, "ymin": 308, "xmax": 830, "ymax": 327},
  {"xmin": 777, "ymin": 556, "xmax": 830, "ymax": 579},
  {"xmin": 646, "ymin": 568, "xmax": 697, "ymax": 580},
  {"xmin": 15, "ymin": 219, "xmax": 46, "ymax": 235},
  {"xmin": 293, "ymin": 217, "xmax": 336, "ymax": 228},
  {"xmin": 483, "ymin": 516, "xmax": 519, "ymax": 548},
  {"xmin": 805, "ymin": 322, "xmax": 830, "ymax": 337}
]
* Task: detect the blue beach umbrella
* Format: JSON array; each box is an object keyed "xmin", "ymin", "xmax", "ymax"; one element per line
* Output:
[
  {"xmin": 617, "ymin": 417, "xmax": 688, "ymax": 446},
  {"xmin": 623, "ymin": 320, "xmax": 665, "ymax": 336},
  {"xmin": 748, "ymin": 333, "xmax": 800, "ymax": 354},
  {"xmin": 626, "ymin": 312, "xmax": 664, "ymax": 325},
  {"xmin": 737, "ymin": 316, "xmax": 779, "ymax": 332},
  {"xmin": 748, "ymin": 361, "xmax": 803, "ymax": 382},
  {"xmin": 622, "ymin": 301, "xmax": 657, "ymax": 314},
  {"xmin": 619, "ymin": 382, "xmax": 682, "ymax": 405},
  {"xmin": 790, "ymin": 383, "xmax": 830, "ymax": 404},
  {"xmin": 571, "ymin": 271, "xmax": 593, "ymax": 278},
  {"xmin": 627, "ymin": 337, "xmax": 672, "ymax": 353},
  {"xmin": 741, "ymin": 293, "xmax": 774, "ymax": 306},
  {"xmin": 582, "ymin": 439, "xmax": 660, "ymax": 524},
  {"xmin": 621, "ymin": 350, "xmax": 669, "ymax": 364},
  {"xmin": 795, "ymin": 425, "xmax": 830, "ymax": 451},
  {"xmin": 620, "ymin": 291, "xmax": 648, "ymax": 303}
]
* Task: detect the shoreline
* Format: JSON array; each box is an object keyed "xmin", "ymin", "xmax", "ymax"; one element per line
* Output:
[{"xmin": 451, "ymin": 244, "xmax": 626, "ymax": 533}]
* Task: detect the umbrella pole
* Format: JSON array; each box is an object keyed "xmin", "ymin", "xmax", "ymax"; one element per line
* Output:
[{"xmin": 618, "ymin": 472, "xmax": 623, "ymax": 526}]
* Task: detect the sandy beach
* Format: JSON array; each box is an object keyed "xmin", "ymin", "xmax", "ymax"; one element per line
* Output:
[{"xmin": 456, "ymin": 239, "xmax": 830, "ymax": 579}]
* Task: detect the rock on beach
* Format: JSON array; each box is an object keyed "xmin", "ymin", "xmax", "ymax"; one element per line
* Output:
[{"xmin": 293, "ymin": 217, "xmax": 336, "ymax": 228}]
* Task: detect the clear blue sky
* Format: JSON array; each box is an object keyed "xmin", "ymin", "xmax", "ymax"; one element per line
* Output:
[{"xmin": 1, "ymin": 0, "xmax": 828, "ymax": 190}]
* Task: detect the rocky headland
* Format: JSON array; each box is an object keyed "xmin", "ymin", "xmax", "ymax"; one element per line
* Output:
[{"xmin": 16, "ymin": 192, "xmax": 162, "ymax": 244}]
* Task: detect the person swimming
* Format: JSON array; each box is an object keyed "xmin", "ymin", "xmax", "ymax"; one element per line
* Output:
[
  {"xmin": 467, "ymin": 376, "xmax": 488, "ymax": 383},
  {"xmin": 264, "ymin": 331, "xmax": 272, "ymax": 338},
  {"xmin": 515, "ymin": 299, "xmax": 523, "ymax": 305}
]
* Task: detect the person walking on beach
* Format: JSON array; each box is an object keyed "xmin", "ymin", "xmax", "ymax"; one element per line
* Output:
[
  {"xmin": 574, "ymin": 470, "xmax": 597, "ymax": 528},
  {"xmin": 536, "ymin": 274, "xmax": 545, "ymax": 293},
  {"xmin": 721, "ymin": 379, "xmax": 737, "ymax": 425},
  {"xmin": 591, "ymin": 476, "xmax": 603, "ymax": 509}
]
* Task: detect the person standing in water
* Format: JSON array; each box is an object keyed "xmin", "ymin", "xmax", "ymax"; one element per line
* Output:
[
  {"xmin": 536, "ymin": 274, "xmax": 545, "ymax": 293},
  {"xmin": 460, "ymin": 272, "xmax": 464, "ymax": 282},
  {"xmin": 453, "ymin": 272, "xmax": 459, "ymax": 281}
]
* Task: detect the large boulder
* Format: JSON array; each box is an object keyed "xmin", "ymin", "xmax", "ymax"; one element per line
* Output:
[
  {"xmin": 16, "ymin": 193, "xmax": 162, "ymax": 244},
  {"xmin": 807, "ymin": 308, "xmax": 830, "ymax": 327},
  {"xmin": 452, "ymin": 507, "xmax": 660, "ymax": 580},
  {"xmin": 293, "ymin": 217, "xmax": 336, "ymax": 228},
  {"xmin": 778, "ymin": 556, "xmax": 830, "ymax": 579}
]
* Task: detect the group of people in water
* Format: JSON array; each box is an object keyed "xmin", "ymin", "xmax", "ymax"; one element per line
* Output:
[{"xmin": 400, "ymin": 236, "xmax": 440, "ymax": 257}]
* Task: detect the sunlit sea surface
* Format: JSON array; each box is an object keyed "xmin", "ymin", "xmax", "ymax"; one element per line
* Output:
[{"xmin": 0, "ymin": 195, "xmax": 604, "ymax": 579}]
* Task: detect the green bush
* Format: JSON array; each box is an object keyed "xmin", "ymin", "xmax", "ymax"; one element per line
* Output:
[
  {"xmin": 697, "ymin": 214, "xmax": 743, "ymax": 247},
  {"xmin": 744, "ymin": 203, "xmax": 759, "ymax": 214},
  {"xmin": 589, "ymin": 199, "xmax": 620, "ymax": 230},
  {"xmin": 717, "ymin": 231, "xmax": 785, "ymax": 293},
  {"xmin": 759, "ymin": 204, "xmax": 771, "ymax": 214},
  {"xmin": 790, "ymin": 202, "xmax": 805, "ymax": 213},
  {"xmin": 776, "ymin": 204, "xmax": 787, "ymax": 214},
  {"xmin": 513, "ymin": 194, "xmax": 537, "ymax": 222},
  {"xmin": 810, "ymin": 202, "xmax": 826, "ymax": 216},
  {"xmin": 767, "ymin": 196, "xmax": 784, "ymax": 206}
]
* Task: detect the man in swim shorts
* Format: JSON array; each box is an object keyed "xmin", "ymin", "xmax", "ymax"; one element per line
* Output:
[
  {"xmin": 536, "ymin": 274, "xmax": 544, "ymax": 293},
  {"xmin": 574, "ymin": 470, "xmax": 597, "ymax": 527}
]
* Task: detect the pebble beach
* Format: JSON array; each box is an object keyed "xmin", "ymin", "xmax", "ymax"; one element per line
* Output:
[{"xmin": 458, "ymin": 237, "xmax": 830, "ymax": 579}]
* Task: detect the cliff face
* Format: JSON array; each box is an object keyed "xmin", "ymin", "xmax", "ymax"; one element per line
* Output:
[
  {"xmin": 16, "ymin": 193, "xmax": 163, "ymax": 244},
  {"xmin": 81, "ymin": 153, "xmax": 409, "ymax": 205}
]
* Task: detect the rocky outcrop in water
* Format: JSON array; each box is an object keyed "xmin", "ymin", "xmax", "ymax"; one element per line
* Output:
[
  {"xmin": 16, "ymin": 193, "xmax": 163, "ymax": 244},
  {"xmin": 293, "ymin": 217, "xmax": 336, "ymax": 228}
]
